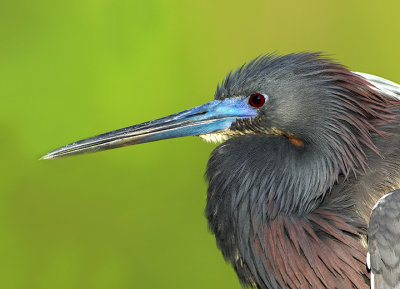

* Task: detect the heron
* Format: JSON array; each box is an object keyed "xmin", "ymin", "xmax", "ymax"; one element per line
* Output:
[{"xmin": 42, "ymin": 53, "xmax": 400, "ymax": 289}]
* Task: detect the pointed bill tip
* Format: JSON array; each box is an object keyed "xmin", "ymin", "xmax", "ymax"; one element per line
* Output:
[
  {"xmin": 39, "ymin": 153, "xmax": 55, "ymax": 160},
  {"xmin": 39, "ymin": 148, "xmax": 64, "ymax": 160}
]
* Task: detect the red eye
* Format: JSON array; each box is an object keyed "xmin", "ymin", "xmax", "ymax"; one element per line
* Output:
[{"xmin": 249, "ymin": 93, "xmax": 266, "ymax": 107}]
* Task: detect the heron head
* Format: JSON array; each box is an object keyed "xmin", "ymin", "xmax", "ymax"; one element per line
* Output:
[{"xmin": 41, "ymin": 52, "xmax": 393, "ymax": 179}]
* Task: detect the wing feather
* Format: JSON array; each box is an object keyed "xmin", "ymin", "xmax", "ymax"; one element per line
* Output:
[{"xmin": 368, "ymin": 190, "xmax": 400, "ymax": 289}]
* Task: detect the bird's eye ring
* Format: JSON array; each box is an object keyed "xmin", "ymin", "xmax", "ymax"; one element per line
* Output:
[{"xmin": 249, "ymin": 93, "xmax": 266, "ymax": 107}]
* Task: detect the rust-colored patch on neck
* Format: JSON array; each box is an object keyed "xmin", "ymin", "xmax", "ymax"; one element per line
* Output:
[
  {"xmin": 289, "ymin": 136, "xmax": 304, "ymax": 147},
  {"xmin": 265, "ymin": 127, "xmax": 304, "ymax": 147}
]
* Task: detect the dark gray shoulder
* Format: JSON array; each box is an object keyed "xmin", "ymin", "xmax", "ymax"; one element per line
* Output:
[{"xmin": 368, "ymin": 189, "xmax": 400, "ymax": 289}]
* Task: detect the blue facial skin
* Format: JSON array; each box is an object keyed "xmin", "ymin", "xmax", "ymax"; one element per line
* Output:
[
  {"xmin": 41, "ymin": 97, "xmax": 260, "ymax": 159},
  {"xmin": 139, "ymin": 98, "xmax": 259, "ymax": 141}
]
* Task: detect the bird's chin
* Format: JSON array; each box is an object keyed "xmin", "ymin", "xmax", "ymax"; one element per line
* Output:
[
  {"xmin": 199, "ymin": 132, "xmax": 230, "ymax": 143},
  {"xmin": 199, "ymin": 128, "xmax": 260, "ymax": 143}
]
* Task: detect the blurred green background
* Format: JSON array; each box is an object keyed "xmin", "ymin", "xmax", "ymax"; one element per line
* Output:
[{"xmin": 1, "ymin": 0, "xmax": 400, "ymax": 288}]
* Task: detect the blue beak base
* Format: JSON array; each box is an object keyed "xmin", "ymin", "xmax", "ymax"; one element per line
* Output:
[{"xmin": 41, "ymin": 98, "xmax": 258, "ymax": 159}]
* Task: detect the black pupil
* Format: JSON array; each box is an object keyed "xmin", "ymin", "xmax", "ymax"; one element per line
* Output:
[{"xmin": 250, "ymin": 94, "xmax": 264, "ymax": 107}]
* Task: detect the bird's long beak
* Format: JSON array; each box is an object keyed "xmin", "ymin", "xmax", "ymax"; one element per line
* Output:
[{"xmin": 41, "ymin": 98, "xmax": 257, "ymax": 159}]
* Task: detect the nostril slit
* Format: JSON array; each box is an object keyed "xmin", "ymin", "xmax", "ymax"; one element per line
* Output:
[{"xmin": 186, "ymin": 111, "xmax": 207, "ymax": 118}]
